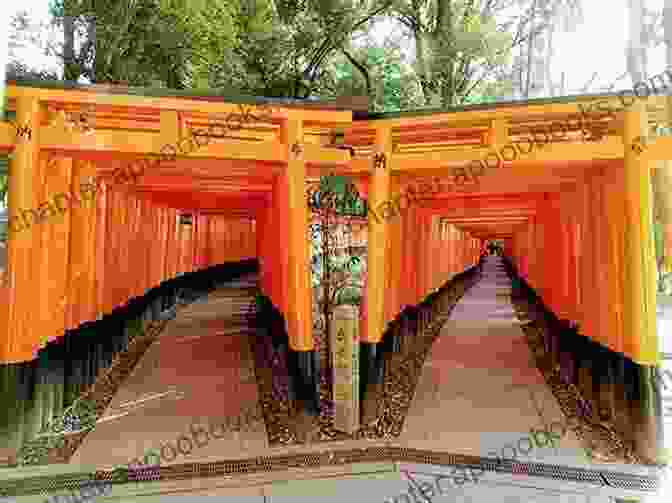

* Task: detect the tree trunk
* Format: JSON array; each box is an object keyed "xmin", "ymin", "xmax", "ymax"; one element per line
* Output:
[
  {"xmin": 63, "ymin": 12, "xmax": 77, "ymax": 81},
  {"xmin": 413, "ymin": 27, "xmax": 431, "ymax": 106},
  {"xmin": 544, "ymin": 24, "xmax": 554, "ymax": 96},
  {"xmin": 626, "ymin": 0, "xmax": 647, "ymax": 84},
  {"xmin": 524, "ymin": 0, "xmax": 538, "ymax": 98}
]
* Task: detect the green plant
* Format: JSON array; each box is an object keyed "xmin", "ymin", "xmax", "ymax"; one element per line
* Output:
[
  {"xmin": 15, "ymin": 396, "xmax": 98, "ymax": 465},
  {"xmin": 335, "ymin": 286, "xmax": 361, "ymax": 306}
]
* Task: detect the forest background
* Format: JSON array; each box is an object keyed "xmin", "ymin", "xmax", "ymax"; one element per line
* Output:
[{"xmin": 1, "ymin": 0, "xmax": 672, "ymax": 295}]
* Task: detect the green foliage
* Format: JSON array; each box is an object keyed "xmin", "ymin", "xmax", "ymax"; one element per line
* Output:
[
  {"xmin": 326, "ymin": 44, "xmax": 412, "ymax": 112},
  {"xmin": 312, "ymin": 175, "xmax": 366, "ymax": 216},
  {"xmin": 159, "ymin": 0, "xmax": 240, "ymax": 89},
  {"xmin": 7, "ymin": 0, "xmax": 541, "ymax": 111},
  {"xmin": 655, "ymin": 220, "xmax": 672, "ymax": 295},
  {"xmin": 15, "ymin": 396, "xmax": 98, "ymax": 466},
  {"xmin": 90, "ymin": 0, "xmax": 395, "ymax": 97},
  {"xmin": 0, "ymin": 156, "xmax": 8, "ymax": 212},
  {"xmin": 15, "ymin": 315, "xmax": 154, "ymax": 466},
  {"xmin": 390, "ymin": 0, "xmax": 521, "ymax": 106},
  {"xmin": 336, "ymin": 286, "xmax": 361, "ymax": 305},
  {"xmin": 47, "ymin": 0, "xmax": 95, "ymax": 81},
  {"xmin": 46, "ymin": 0, "xmax": 524, "ymax": 107},
  {"xmin": 254, "ymin": 292, "xmax": 273, "ymax": 315},
  {"xmin": 6, "ymin": 8, "xmax": 66, "ymax": 81},
  {"xmin": 310, "ymin": 175, "xmax": 365, "ymax": 313},
  {"xmin": 655, "ymin": 220, "xmax": 664, "ymax": 265}
]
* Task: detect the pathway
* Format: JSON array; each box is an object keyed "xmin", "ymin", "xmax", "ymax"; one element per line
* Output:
[
  {"xmin": 69, "ymin": 274, "xmax": 270, "ymax": 470},
  {"xmin": 5, "ymin": 260, "xmax": 665, "ymax": 501},
  {"xmin": 396, "ymin": 256, "xmax": 597, "ymax": 468}
]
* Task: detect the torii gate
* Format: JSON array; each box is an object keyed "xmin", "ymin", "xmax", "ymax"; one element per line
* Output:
[{"xmin": 0, "ymin": 82, "xmax": 667, "ymax": 462}]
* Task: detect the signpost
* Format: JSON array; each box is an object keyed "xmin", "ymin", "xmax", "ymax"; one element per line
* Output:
[{"xmin": 331, "ymin": 304, "xmax": 360, "ymax": 434}]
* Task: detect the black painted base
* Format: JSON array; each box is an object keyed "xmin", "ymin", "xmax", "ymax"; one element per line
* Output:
[
  {"xmin": 360, "ymin": 342, "xmax": 384, "ymax": 401},
  {"xmin": 287, "ymin": 349, "xmax": 320, "ymax": 416},
  {"xmin": 501, "ymin": 255, "xmax": 667, "ymax": 462},
  {"xmin": 360, "ymin": 341, "xmax": 385, "ymax": 424}
]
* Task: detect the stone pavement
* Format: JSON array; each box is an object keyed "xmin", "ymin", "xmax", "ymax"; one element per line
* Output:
[
  {"xmin": 53, "ymin": 258, "xmax": 664, "ymax": 502},
  {"xmin": 398, "ymin": 256, "xmax": 599, "ymax": 468},
  {"xmin": 69, "ymin": 274, "xmax": 270, "ymax": 470}
]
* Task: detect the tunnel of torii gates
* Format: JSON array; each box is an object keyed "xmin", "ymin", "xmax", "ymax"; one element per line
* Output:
[{"xmin": 0, "ymin": 83, "xmax": 670, "ymax": 455}]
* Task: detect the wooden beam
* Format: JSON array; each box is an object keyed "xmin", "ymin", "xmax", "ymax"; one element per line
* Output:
[
  {"xmin": 641, "ymin": 135, "xmax": 672, "ymax": 162},
  {"xmin": 38, "ymin": 125, "xmax": 351, "ymax": 168},
  {"xmin": 136, "ymin": 189, "xmax": 269, "ymax": 210},
  {"xmin": 128, "ymin": 174, "xmax": 274, "ymax": 194},
  {"xmin": 357, "ymin": 95, "xmax": 670, "ymax": 129},
  {"xmin": 388, "ymin": 137, "xmax": 623, "ymax": 172},
  {"xmin": 6, "ymin": 85, "xmax": 353, "ymax": 124},
  {"xmin": 440, "ymin": 217, "xmax": 530, "ymax": 224},
  {"xmin": 40, "ymin": 125, "xmax": 165, "ymax": 157},
  {"xmin": 303, "ymin": 143, "xmax": 352, "ymax": 164}
]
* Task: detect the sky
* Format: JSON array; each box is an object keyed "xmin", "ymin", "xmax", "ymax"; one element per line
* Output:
[
  {"xmin": 551, "ymin": 0, "xmax": 665, "ymax": 92},
  {"xmin": 4, "ymin": 0, "xmax": 63, "ymax": 79},
  {"xmin": 2, "ymin": 0, "xmax": 669, "ymax": 96},
  {"xmin": 368, "ymin": 0, "xmax": 667, "ymax": 97}
]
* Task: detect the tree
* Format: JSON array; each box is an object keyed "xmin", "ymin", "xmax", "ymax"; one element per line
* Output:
[
  {"xmin": 6, "ymin": 10, "xmax": 61, "ymax": 82},
  {"xmin": 389, "ymin": 0, "xmax": 537, "ymax": 107},
  {"xmin": 94, "ymin": 0, "xmax": 203, "ymax": 86},
  {"xmin": 217, "ymin": 0, "xmax": 395, "ymax": 98},
  {"xmin": 48, "ymin": 0, "xmax": 95, "ymax": 82},
  {"xmin": 90, "ymin": 0, "xmax": 394, "ymax": 97},
  {"xmin": 308, "ymin": 176, "xmax": 365, "ymax": 378},
  {"xmin": 324, "ymin": 43, "xmax": 418, "ymax": 112},
  {"xmin": 517, "ymin": 0, "xmax": 583, "ymax": 98},
  {"xmin": 626, "ymin": 0, "xmax": 648, "ymax": 85},
  {"xmin": 651, "ymin": 0, "xmax": 672, "ymax": 295}
]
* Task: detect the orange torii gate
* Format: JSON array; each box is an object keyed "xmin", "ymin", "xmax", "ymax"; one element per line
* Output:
[{"xmin": 0, "ymin": 82, "xmax": 667, "ymax": 461}]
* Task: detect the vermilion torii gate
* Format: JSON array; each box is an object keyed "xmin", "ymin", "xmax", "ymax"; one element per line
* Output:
[{"xmin": 0, "ymin": 82, "xmax": 667, "ymax": 461}]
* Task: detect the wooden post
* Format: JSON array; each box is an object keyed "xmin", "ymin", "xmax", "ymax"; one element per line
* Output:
[
  {"xmin": 622, "ymin": 103, "xmax": 659, "ymax": 362},
  {"xmin": 280, "ymin": 118, "xmax": 312, "ymax": 351},
  {"xmin": 623, "ymin": 101, "xmax": 662, "ymax": 462},
  {"xmin": 365, "ymin": 126, "xmax": 392, "ymax": 344},
  {"xmin": 6, "ymin": 97, "xmax": 41, "ymax": 362},
  {"xmin": 279, "ymin": 118, "xmax": 317, "ymax": 415}
]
